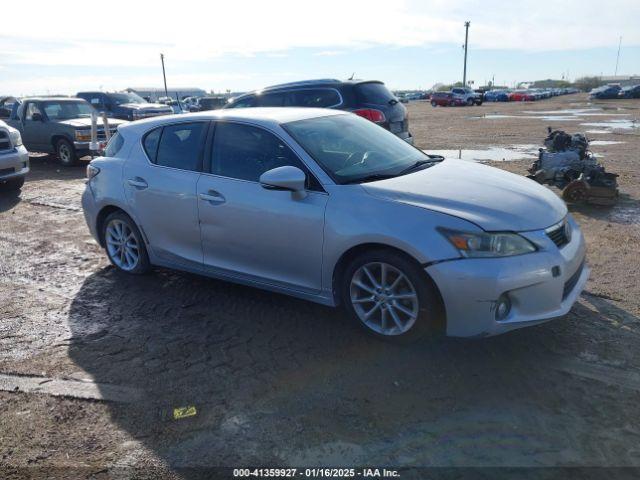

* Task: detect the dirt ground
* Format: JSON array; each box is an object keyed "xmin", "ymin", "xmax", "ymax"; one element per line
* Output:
[{"xmin": 1, "ymin": 94, "xmax": 639, "ymax": 479}]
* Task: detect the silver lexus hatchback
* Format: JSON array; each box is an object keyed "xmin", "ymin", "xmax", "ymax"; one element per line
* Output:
[{"xmin": 82, "ymin": 108, "xmax": 589, "ymax": 341}]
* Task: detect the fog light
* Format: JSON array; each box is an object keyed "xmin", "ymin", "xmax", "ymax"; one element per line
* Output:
[{"xmin": 495, "ymin": 294, "xmax": 511, "ymax": 321}]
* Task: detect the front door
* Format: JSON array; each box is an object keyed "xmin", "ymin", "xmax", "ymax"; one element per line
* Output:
[
  {"xmin": 197, "ymin": 121, "xmax": 327, "ymax": 292},
  {"xmin": 22, "ymin": 102, "xmax": 49, "ymax": 151},
  {"xmin": 124, "ymin": 121, "xmax": 208, "ymax": 268}
]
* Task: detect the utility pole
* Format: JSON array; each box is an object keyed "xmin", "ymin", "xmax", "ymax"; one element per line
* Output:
[
  {"xmin": 614, "ymin": 36, "xmax": 622, "ymax": 76},
  {"xmin": 160, "ymin": 53, "xmax": 169, "ymax": 98},
  {"xmin": 462, "ymin": 21, "xmax": 470, "ymax": 87}
]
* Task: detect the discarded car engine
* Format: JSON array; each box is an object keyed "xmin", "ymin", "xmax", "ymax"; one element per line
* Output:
[{"xmin": 527, "ymin": 127, "xmax": 619, "ymax": 205}]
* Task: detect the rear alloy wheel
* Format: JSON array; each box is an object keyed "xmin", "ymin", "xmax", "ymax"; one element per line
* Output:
[
  {"xmin": 342, "ymin": 250, "xmax": 442, "ymax": 342},
  {"xmin": 56, "ymin": 138, "xmax": 78, "ymax": 166},
  {"xmin": 103, "ymin": 212, "xmax": 150, "ymax": 274}
]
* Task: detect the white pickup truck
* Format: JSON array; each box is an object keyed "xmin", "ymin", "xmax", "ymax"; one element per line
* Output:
[
  {"xmin": 451, "ymin": 87, "xmax": 484, "ymax": 106},
  {"xmin": 0, "ymin": 119, "xmax": 29, "ymax": 192}
]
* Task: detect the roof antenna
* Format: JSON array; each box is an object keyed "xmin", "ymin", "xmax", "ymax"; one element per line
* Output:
[{"xmin": 348, "ymin": 72, "xmax": 355, "ymax": 80}]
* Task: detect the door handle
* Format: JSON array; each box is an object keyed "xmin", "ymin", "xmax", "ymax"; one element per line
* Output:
[
  {"xmin": 199, "ymin": 190, "xmax": 225, "ymax": 204},
  {"xmin": 127, "ymin": 178, "xmax": 148, "ymax": 189}
]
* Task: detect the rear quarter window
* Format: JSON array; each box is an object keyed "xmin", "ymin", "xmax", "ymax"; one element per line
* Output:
[
  {"xmin": 104, "ymin": 132, "xmax": 124, "ymax": 157},
  {"xmin": 143, "ymin": 127, "xmax": 162, "ymax": 162},
  {"xmin": 355, "ymin": 82, "xmax": 396, "ymax": 104}
]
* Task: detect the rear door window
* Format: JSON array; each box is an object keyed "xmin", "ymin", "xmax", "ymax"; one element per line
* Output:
[
  {"xmin": 155, "ymin": 122, "xmax": 207, "ymax": 171},
  {"xmin": 289, "ymin": 89, "xmax": 341, "ymax": 108},
  {"xmin": 355, "ymin": 82, "xmax": 396, "ymax": 104}
]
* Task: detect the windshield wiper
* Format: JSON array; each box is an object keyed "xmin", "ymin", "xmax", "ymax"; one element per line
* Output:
[
  {"xmin": 397, "ymin": 157, "xmax": 444, "ymax": 176},
  {"xmin": 342, "ymin": 173, "xmax": 398, "ymax": 184}
]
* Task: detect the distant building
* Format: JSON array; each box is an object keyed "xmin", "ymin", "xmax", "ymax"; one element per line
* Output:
[
  {"xmin": 126, "ymin": 87, "xmax": 207, "ymax": 101},
  {"xmin": 599, "ymin": 75, "xmax": 640, "ymax": 86}
]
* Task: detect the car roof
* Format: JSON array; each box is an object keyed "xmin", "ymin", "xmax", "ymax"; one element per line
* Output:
[
  {"xmin": 118, "ymin": 107, "xmax": 347, "ymax": 134},
  {"xmin": 21, "ymin": 97, "xmax": 86, "ymax": 102},
  {"xmin": 229, "ymin": 79, "xmax": 384, "ymax": 102}
]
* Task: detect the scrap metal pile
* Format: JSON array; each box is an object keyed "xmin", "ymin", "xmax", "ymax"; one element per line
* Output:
[{"xmin": 527, "ymin": 127, "xmax": 619, "ymax": 205}]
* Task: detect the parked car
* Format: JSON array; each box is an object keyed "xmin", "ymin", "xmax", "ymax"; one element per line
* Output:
[
  {"xmin": 619, "ymin": 85, "xmax": 640, "ymax": 99},
  {"xmin": 589, "ymin": 85, "xmax": 622, "ymax": 100},
  {"xmin": 430, "ymin": 92, "xmax": 464, "ymax": 107},
  {"xmin": 224, "ymin": 79, "xmax": 413, "ymax": 144},
  {"xmin": 6, "ymin": 97, "xmax": 127, "ymax": 166},
  {"xmin": 76, "ymin": 91, "xmax": 173, "ymax": 121},
  {"xmin": 451, "ymin": 87, "xmax": 483, "ymax": 106},
  {"xmin": 0, "ymin": 119, "xmax": 29, "ymax": 192},
  {"xmin": 484, "ymin": 90, "xmax": 509, "ymax": 102},
  {"xmin": 82, "ymin": 108, "xmax": 588, "ymax": 341},
  {"xmin": 509, "ymin": 90, "xmax": 535, "ymax": 102}
]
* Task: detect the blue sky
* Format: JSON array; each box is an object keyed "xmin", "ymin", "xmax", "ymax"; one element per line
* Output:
[{"xmin": 1, "ymin": 0, "xmax": 638, "ymax": 95}]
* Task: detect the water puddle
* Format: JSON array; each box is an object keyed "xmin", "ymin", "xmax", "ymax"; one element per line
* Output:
[
  {"xmin": 585, "ymin": 130, "xmax": 611, "ymax": 134},
  {"xmin": 589, "ymin": 140, "xmax": 625, "ymax": 146},
  {"xmin": 483, "ymin": 114, "xmax": 583, "ymax": 121},
  {"xmin": 424, "ymin": 145, "xmax": 538, "ymax": 162},
  {"xmin": 580, "ymin": 120, "xmax": 639, "ymax": 130}
]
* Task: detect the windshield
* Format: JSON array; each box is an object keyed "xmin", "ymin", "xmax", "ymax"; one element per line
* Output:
[
  {"xmin": 42, "ymin": 101, "xmax": 94, "ymax": 119},
  {"xmin": 283, "ymin": 114, "xmax": 432, "ymax": 184},
  {"xmin": 109, "ymin": 93, "xmax": 147, "ymax": 105}
]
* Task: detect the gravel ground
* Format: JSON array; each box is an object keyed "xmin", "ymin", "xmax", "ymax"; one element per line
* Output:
[{"xmin": 1, "ymin": 94, "xmax": 640, "ymax": 479}]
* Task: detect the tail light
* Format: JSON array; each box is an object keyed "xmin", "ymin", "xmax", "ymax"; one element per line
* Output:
[{"xmin": 353, "ymin": 108, "xmax": 386, "ymax": 123}]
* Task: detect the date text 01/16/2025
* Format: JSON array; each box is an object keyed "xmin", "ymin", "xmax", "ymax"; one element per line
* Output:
[{"xmin": 233, "ymin": 468, "xmax": 401, "ymax": 478}]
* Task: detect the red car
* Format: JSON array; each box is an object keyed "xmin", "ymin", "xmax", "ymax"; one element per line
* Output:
[
  {"xmin": 509, "ymin": 90, "xmax": 535, "ymax": 102},
  {"xmin": 430, "ymin": 92, "xmax": 465, "ymax": 107}
]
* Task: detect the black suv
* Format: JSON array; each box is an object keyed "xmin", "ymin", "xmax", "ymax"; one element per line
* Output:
[{"xmin": 224, "ymin": 79, "xmax": 413, "ymax": 144}]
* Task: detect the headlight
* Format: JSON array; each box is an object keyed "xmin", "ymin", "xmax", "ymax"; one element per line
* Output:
[
  {"xmin": 75, "ymin": 130, "xmax": 91, "ymax": 142},
  {"xmin": 439, "ymin": 228, "xmax": 537, "ymax": 258},
  {"xmin": 8, "ymin": 129, "xmax": 22, "ymax": 147}
]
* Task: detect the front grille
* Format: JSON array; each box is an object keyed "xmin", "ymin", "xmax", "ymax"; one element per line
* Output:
[
  {"xmin": 563, "ymin": 260, "xmax": 585, "ymax": 300},
  {"xmin": 546, "ymin": 222, "xmax": 569, "ymax": 248},
  {"xmin": 0, "ymin": 167, "xmax": 15, "ymax": 176},
  {"xmin": 0, "ymin": 131, "xmax": 11, "ymax": 151}
]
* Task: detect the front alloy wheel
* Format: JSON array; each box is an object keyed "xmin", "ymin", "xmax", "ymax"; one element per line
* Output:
[{"xmin": 350, "ymin": 262, "xmax": 419, "ymax": 335}]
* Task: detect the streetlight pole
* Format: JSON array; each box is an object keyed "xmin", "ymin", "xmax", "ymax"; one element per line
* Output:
[
  {"xmin": 462, "ymin": 21, "xmax": 470, "ymax": 87},
  {"xmin": 160, "ymin": 53, "xmax": 169, "ymax": 98},
  {"xmin": 614, "ymin": 36, "xmax": 622, "ymax": 76}
]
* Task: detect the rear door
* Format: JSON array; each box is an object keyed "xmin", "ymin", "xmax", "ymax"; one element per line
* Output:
[
  {"xmin": 123, "ymin": 121, "xmax": 208, "ymax": 268},
  {"xmin": 354, "ymin": 82, "xmax": 409, "ymax": 139},
  {"xmin": 197, "ymin": 121, "xmax": 327, "ymax": 292}
]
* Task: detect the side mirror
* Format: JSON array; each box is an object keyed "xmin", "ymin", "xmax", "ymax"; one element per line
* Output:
[
  {"xmin": 31, "ymin": 112, "xmax": 43, "ymax": 122},
  {"xmin": 259, "ymin": 166, "xmax": 307, "ymax": 199}
]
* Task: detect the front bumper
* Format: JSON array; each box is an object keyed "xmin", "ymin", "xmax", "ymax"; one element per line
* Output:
[
  {"xmin": 426, "ymin": 217, "xmax": 589, "ymax": 337},
  {"xmin": 0, "ymin": 146, "xmax": 29, "ymax": 181}
]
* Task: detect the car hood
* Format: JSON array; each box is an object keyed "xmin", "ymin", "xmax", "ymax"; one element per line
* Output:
[
  {"xmin": 361, "ymin": 159, "xmax": 567, "ymax": 231},
  {"xmin": 58, "ymin": 118, "xmax": 128, "ymax": 128},
  {"xmin": 118, "ymin": 103, "xmax": 171, "ymax": 111}
]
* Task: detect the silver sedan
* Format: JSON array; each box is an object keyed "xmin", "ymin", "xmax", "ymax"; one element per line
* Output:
[{"xmin": 81, "ymin": 108, "xmax": 589, "ymax": 341}]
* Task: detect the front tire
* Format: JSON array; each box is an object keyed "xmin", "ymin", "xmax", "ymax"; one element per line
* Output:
[
  {"xmin": 1, "ymin": 176, "xmax": 25, "ymax": 192},
  {"xmin": 102, "ymin": 211, "xmax": 151, "ymax": 274},
  {"xmin": 431, "ymin": 100, "xmax": 437, "ymax": 107},
  {"xmin": 341, "ymin": 250, "xmax": 443, "ymax": 342},
  {"xmin": 56, "ymin": 138, "xmax": 78, "ymax": 166}
]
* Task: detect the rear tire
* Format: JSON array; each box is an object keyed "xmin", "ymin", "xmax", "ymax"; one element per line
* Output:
[
  {"xmin": 341, "ymin": 249, "xmax": 443, "ymax": 343},
  {"xmin": 431, "ymin": 100, "xmax": 437, "ymax": 107},
  {"xmin": 102, "ymin": 211, "xmax": 151, "ymax": 274},
  {"xmin": 56, "ymin": 138, "xmax": 78, "ymax": 166},
  {"xmin": 1, "ymin": 176, "xmax": 25, "ymax": 192}
]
